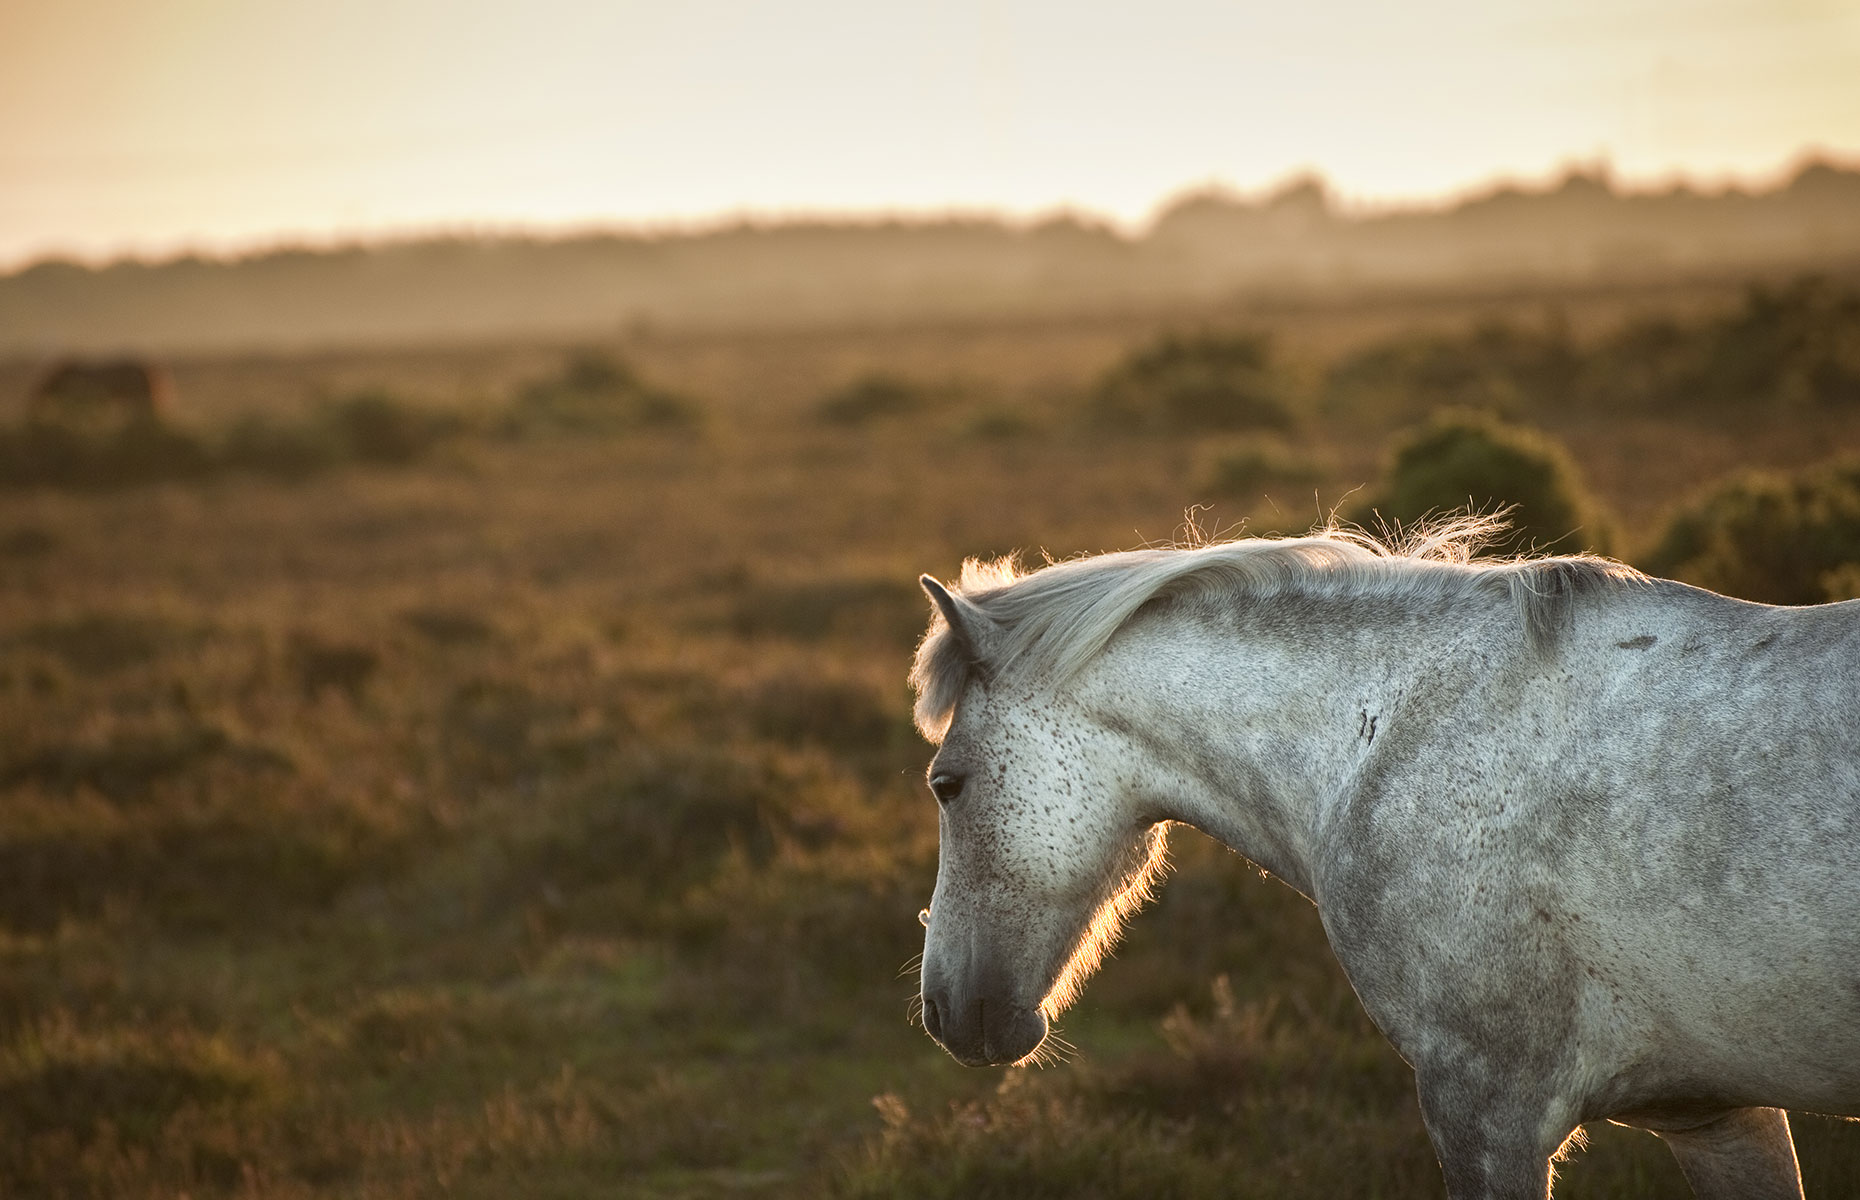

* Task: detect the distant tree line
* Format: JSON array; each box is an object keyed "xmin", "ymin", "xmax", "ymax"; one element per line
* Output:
[{"xmin": 6, "ymin": 160, "xmax": 1859, "ymax": 355}]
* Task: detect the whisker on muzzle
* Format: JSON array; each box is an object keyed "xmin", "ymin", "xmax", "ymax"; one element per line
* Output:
[{"xmin": 1017, "ymin": 1027, "xmax": 1077, "ymax": 1069}]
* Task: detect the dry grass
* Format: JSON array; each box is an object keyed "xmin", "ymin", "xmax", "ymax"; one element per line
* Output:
[{"xmin": 1, "ymin": 282, "xmax": 1858, "ymax": 1197}]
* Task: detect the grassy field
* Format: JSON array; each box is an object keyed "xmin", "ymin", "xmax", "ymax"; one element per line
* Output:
[{"xmin": 2, "ymin": 278, "xmax": 1859, "ymax": 1198}]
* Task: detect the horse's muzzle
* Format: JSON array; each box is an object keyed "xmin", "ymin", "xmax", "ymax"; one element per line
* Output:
[{"xmin": 920, "ymin": 987, "xmax": 1048, "ymax": 1066}]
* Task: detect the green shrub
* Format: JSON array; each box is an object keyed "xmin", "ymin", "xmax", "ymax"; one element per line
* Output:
[
  {"xmin": 1642, "ymin": 461, "xmax": 1860, "ymax": 604},
  {"xmin": 816, "ymin": 374, "xmax": 932, "ymax": 426},
  {"xmin": 1324, "ymin": 318, "xmax": 1579, "ymax": 418},
  {"xmin": 1091, "ymin": 331, "xmax": 1292, "ymax": 433},
  {"xmin": 0, "ymin": 418, "xmax": 212, "ymax": 489},
  {"xmin": 0, "ymin": 388, "xmax": 463, "ymax": 489},
  {"xmin": 223, "ymin": 389, "xmax": 462, "ymax": 477},
  {"xmin": 1683, "ymin": 277, "xmax": 1860, "ymax": 410},
  {"xmin": 218, "ymin": 413, "xmax": 343, "ymax": 478},
  {"xmin": 506, "ymin": 350, "xmax": 700, "ymax": 436},
  {"xmin": 1355, "ymin": 412, "xmax": 1610, "ymax": 555},
  {"xmin": 963, "ymin": 405, "xmax": 1037, "ymax": 439},
  {"xmin": 1583, "ymin": 277, "xmax": 1860, "ymax": 414},
  {"xmin": 1822, "ymin": 562, "xmax": 1860, "ymax": 602},
  {"xmin": 1322, "ymin": 279, "xmax": 1860, "ymax": 419},
  {"xmin": 323, "ymin": 388, "xmax": 457, "ymax": 464},
  {"xmin": 1200, "ymin": 441, "xmax": 1323, "ymax": 500},
  {"xmin": 103, "ymin": 419, "xmax": 216, "ymax": 483}
]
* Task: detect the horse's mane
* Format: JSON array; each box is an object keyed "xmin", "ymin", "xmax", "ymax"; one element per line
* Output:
[{"xmin": 911, "ymin": 515, "xmax": 1645, "ymax": 741}]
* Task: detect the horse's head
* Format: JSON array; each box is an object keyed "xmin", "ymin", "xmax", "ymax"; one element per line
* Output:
[{"xmin": 911, "ymin": 574, "xmax": 1168, "ymax": 1067}]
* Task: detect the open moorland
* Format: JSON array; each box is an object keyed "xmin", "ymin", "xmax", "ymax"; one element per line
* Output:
[{"xmin": 2, "ymin": 273, "xmax": 1859, "ymax": 1198}]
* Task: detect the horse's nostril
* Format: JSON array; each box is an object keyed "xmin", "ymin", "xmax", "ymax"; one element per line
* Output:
[{"xmin": 921, "ymin": 994, "xmax": 943, "ymax": 1039}]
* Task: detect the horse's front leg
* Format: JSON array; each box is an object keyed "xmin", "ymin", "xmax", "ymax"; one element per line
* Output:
[{"xmin": 1414, "ymin": 1063, "xmax": 1580, "ymax": 1200}]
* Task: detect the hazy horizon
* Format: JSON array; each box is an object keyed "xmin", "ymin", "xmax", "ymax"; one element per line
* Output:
[
  {"xmin": 5, "ymin": 0, "xmax": 1856, "ymax": 271},
  {"xmin": 5, "ymin": 148, "xmax": 1856, "ymax": 275}
]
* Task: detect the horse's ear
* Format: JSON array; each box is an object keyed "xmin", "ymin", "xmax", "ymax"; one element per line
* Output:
[{"xmin": 921, "ymin": 575, "xmax": 1002, "ymax": 667}]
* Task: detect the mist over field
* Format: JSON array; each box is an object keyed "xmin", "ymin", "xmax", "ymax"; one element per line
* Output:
[{"xmin": 5, "ymin": 160, "xmax": 1859, "ymax": 355}]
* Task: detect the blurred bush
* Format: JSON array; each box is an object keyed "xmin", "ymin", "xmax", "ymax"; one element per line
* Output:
[
  {"xmin": 0, "ymin": 417, "xmax": 213, "ymax": 490},
  {"xmin": 1643, "ymin": 460, "xmax": 1860, "ymax": 604},
  {"xmin": 0, "ymin": 386, "xmax": 461, "ymax": 489},
  {"xmin": 815, "ymin": 374, "xmax": 933, "ymax": 426},
  {"xmin": 1590, "ymin": 277, "xmax": 1860, "ymax": 414},
  {"xmin": 1325, "ymin": 277, "xmax": 1860, "ymax": 419},
  {"xmin": 505, "ymin": 350, "xmax": 701, "ymax": 436},
  {"xmin": 962, "ymin": 405, "xmax": 1038, "ymax": 440},
  {"xmin": 1325, "ymin": 318, "xmax": 1579, "ymax": 419},
  {"xmin": 217, "ymin": 413, "xmax": 344, "ymax": 478},
  {"xmin": 219, "ymin": 388, "xmax": 456, "ymax": 477},
  {"xmin": 1090, "ymin": 331, "xmax": 1292, "ymax": 433},
  {"xmin": 322, "ymin": 388, "xmax": 460, "ymax": 464},
  {"xmin": 1200, "ymin": 439, "xmax": 1324, "ymax": 501},
  {"xmin": 1822, "ymin": 562, "xmax": 1860, "ymax": 602},
  {"xmin": 1355, "ymin": 412, "xmax": 1611, "ymax": 555}
]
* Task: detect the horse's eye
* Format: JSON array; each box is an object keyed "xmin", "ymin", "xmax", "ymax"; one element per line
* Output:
[{"xmin": 929, "ymin": 773, "xmax": 965, "ymax": 806}]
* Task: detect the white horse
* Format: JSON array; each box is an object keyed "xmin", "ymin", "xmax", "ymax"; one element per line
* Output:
[{"xmin": 909, "ymin": 519, "xmax": 1860, "ymax": 1200}]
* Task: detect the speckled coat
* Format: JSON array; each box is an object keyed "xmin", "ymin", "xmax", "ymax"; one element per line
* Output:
[{"xmin": 911, "ymin": 534, "xmax": 1859, "ymax": 1200}]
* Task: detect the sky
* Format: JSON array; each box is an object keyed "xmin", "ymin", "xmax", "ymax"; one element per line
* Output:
[{"xmin": 1, "ymin": 0, "xmax": 1857, "ymax": 269}]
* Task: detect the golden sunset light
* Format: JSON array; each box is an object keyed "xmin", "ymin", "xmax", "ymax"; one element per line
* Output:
[{"xmin": 3, "ymin": 0, "xmax": 1856, "ymax": 265}]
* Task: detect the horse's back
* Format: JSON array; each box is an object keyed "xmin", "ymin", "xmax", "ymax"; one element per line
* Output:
[
  {"xmin": 1537, "ymin": 584, "xmax": 1860, "ymax": 1112},
  {"xmin": 1563, "ymin": 582, "xmax": 1860, "ymax": 811}
]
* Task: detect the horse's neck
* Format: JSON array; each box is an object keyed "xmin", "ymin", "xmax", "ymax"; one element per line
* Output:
[{"xmin": 1083, "ymin": 601, "xmax": 1466, "ymax": 898}]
